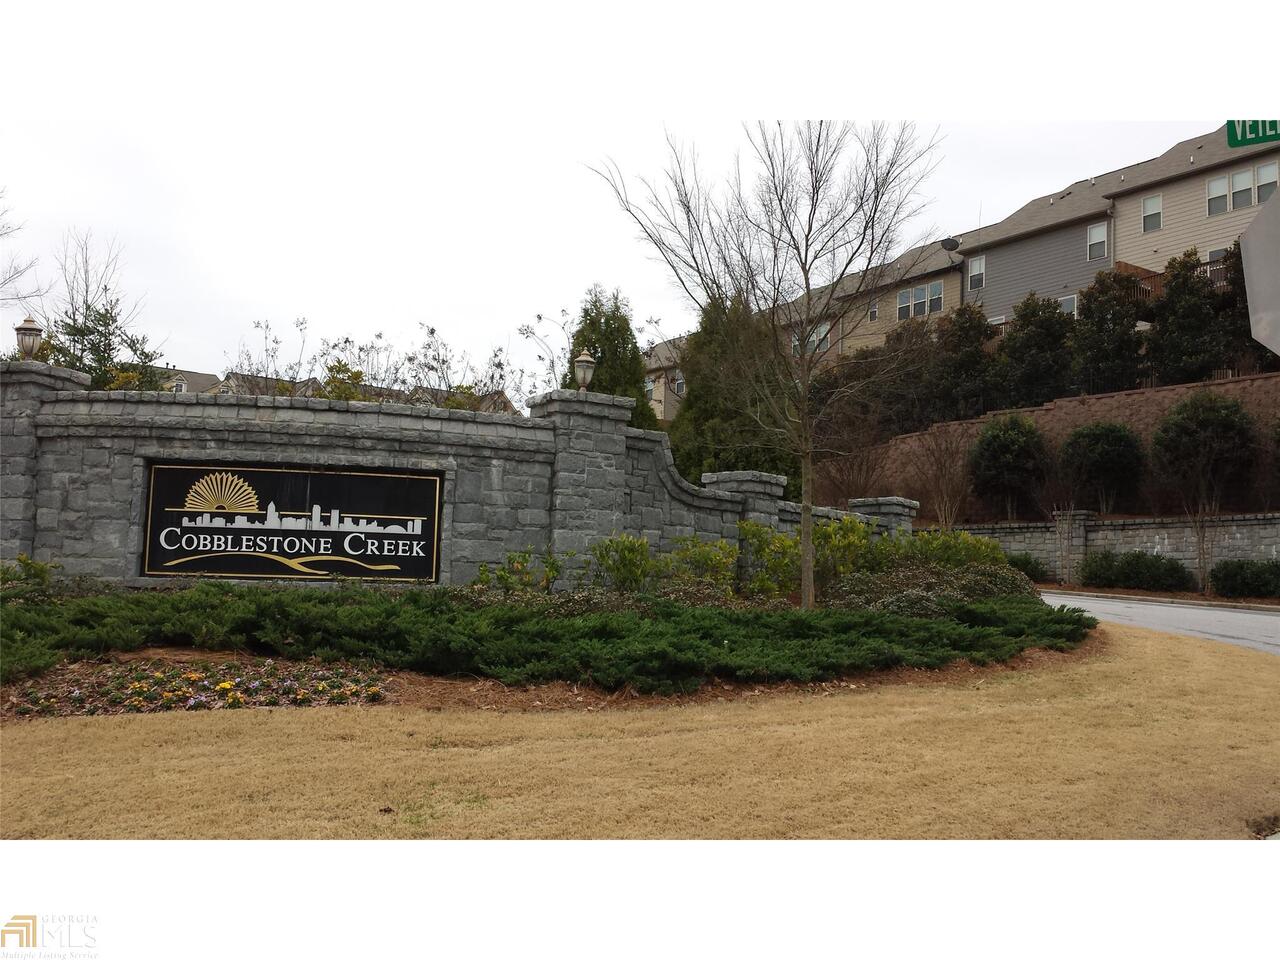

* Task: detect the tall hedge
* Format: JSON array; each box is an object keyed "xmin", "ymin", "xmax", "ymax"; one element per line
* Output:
[
  {"xmin": 969, "ymin": 414, "xmax": 1047, "ymax": 520},
  {"xmin": 1060, "ymin": 423, "xmax": 1145, "ymax": 514}
]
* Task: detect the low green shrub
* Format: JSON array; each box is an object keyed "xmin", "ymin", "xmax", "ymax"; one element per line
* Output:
[
  {"xmin": 826, "ymin": 560, "xmax": 1038, "ymax": 618},
  {"xmin": 1209, "ymin": 559, "xmax": 1280, "ymax": 598},
  {"xmin": 662, "ymin": 535, "xmax": 739, "ymax": 598},
  {"xmin": 738, "ymin": 521, "xmax": 800, "ymax": 598},
  {"xmin": 472, "ymin": 546, "xmax": 567, "ymax": 593},
  {"xmin": 590, "ymin": 534, "xmax": 655, "ymax": 592},
  {"xmin": 739, "ymin": 519, "xmax": 1007, "ymax": 599},
  {"xmin": 1005, "ymin": 552, "xmax": 1050, "ymax": 583},
  {"xmin": 1079, "ymin": 550, "xmax": 1195, "ymax": 592},
  {"xmin": 2, "ymin": 583, "xmax": 1095, "ymax": 693},
  {"xmin": 812, "ymin": 516, "xmax": 873, "ymax": 594},
  {"xmin": 1, "ymin": 554, "xmax": 61, "ymax": 603},
  {"xmin": 869, "ymin": 529, "xmax": 1006, "ymax": 572},
  {"xmin": 0, "ymin": 628, "xmax": 62, "ymax": 683}
]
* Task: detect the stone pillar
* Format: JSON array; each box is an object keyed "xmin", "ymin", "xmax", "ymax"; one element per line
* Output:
[
  {"xmin": 1052, "ymin": 509, "xmax": 1095, "ymax": 585},
  {"xmin": 847, "ymin": 496, "xmax": 920, "ymax": 537},
  {"xmin": 701, "ymin": 471, "xmax": 787, "ymax": 528},
  {"xmin": 0, "ymin": 362, "xmax": 91, "ymax": 561},
  {"xmin": 528, "ymin": 389, "xmax": 636, "ymax": 565}
]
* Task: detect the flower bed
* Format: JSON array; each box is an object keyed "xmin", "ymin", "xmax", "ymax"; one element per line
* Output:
[{"xmin": 3, "ymin": 656, "xmax": 386, "ymax": 720}]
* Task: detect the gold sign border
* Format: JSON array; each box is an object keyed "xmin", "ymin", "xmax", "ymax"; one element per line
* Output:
[{"xmin": 142, "ymin": 463, "xmax": 443, "ymax": 582}]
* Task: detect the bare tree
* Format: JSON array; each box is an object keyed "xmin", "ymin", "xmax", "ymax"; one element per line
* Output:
[
  {"xmin": 314, "ymin": 331, "xmax": 410, "ymax": 398},
  {"xmin": 1, "ymin": 188, "xmax": 45, "ymax": 306},
  {"xmin": 230, "ymin": 317, "xmax": 314, "ymax": 396},
  {"xmin": 25, "ymin": 229, "xmax": 141, "ymax": 329},
  {"xmin": 405, "ymin": 324, "xmax": 528, "ymax": 410},
  {"xmin": 518, "ymin": 308, "xmax": 575, "ymax": 395},
  {"xmin": 18, "ymin": 229, "xmax": 158, "ymax": 387},
  {"xmin": 598, "ymin": 121, "xmax": 936, "ymax": 607},
  {"xmin": 904, "ymin": 424, "xmax": 974, "ymax": 530}
]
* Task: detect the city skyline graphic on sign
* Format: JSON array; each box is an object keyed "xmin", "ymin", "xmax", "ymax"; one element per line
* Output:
[
  {"xmin": 174, "ymin": 471, "xmax": 425, "ymax": 533},
  {"xmin": 181, "ymin": 501, "xmax": 424, "ymax": 535}
]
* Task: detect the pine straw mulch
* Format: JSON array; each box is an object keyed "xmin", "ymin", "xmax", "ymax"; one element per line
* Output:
[{"xmin": 1, "ymin": 629, "xmax": 1105, "ymax": 721}]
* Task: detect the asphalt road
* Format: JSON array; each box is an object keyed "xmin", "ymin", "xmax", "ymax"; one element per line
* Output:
[{"xmin": 1040, "ymin": 591, "xmax": 1280, "ymax": 656}]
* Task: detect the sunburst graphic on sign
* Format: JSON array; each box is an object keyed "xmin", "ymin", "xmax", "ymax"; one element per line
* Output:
[{"xmin": 183, "ymin": 472, "xmax": 262, "ymax": 513}]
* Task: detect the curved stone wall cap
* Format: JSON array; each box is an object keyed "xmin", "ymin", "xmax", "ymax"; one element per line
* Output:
[
  {"xmin": 701, "ymin": 471, "xmax": 789, "ymax": 485},
  {"xmin": 526, "ymin": 389, "xmax": 637, "ymax": 408},
  {"xmin": 0, "ymin": 360, "xmax": 92, "ymax": 387},
  {"xmin": 847, "ymin": 496, "xmax": 921, "ymax": 510}
]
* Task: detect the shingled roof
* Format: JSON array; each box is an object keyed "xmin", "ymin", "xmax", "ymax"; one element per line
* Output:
[
  {"xmin": 644, "ymin": 336, "xmax": 686, "ymax": 372},
  {"xmin": 834, "ymin": 123, "xmax": 1278, "ymax": 299}
]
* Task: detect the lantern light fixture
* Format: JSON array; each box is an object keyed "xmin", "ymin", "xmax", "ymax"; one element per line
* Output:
[
  {"xmin": 573, "ymin": 350, "xmax": 596, "ymax": 393},
  {"xmin": 14, "ymin": 316, "xmax": 43, "ymax": 361}
]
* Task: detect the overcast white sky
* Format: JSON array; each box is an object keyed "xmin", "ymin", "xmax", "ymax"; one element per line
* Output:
[{"xmin": 0, "ymin": 4, "xmax": 1238, "ymax": 380}]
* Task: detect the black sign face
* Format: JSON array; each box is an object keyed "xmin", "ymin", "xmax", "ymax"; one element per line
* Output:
[{"xmin": 142, "ymin": 463, "xmax": 443, "ymax": 581}]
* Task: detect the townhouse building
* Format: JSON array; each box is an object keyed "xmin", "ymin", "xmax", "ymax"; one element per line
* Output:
[
  {"xmin": 1107, "ymin": 130, "xmax": 1277, "ymax": 274},
  {"xmin": 827, "ymin": 123, "xmax": 1278, "ymax": 351},
  {"xmin": 643, "ymin": 336, "xmax": 686, "ymax": 423}
]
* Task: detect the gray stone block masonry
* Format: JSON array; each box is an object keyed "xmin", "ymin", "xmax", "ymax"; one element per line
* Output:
[{"xmin": 1, "ymin": 362, "xmax": 908, "ymax": 585}]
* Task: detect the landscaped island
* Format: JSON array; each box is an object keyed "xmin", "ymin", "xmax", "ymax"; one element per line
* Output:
[{"xmin": 1, "ymin": 521, "xmax": 1096, "ymax": 702}]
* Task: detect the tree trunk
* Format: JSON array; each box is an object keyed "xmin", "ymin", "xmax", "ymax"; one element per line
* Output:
[
  {"xmin": 800, "ymin": 450, "xmax": 816, "ymax": 610},
  {"xmin": 1191, "ymin": 510, "xmax": 1210, "ymax": 594}
]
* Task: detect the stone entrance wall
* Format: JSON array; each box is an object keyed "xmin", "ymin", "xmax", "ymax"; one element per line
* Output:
[{"xmin": 1, "ymin": 362, "xmax": 897, "ymax": 584}]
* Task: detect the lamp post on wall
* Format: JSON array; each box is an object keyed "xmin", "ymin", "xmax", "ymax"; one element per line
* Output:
[
  {"xmin": 573, "ymin": 350, "xmax": 596, "ymax": 396},
  {"xmin": 13, "ymin": 316, "xmax": 44, "ymax": 360}
]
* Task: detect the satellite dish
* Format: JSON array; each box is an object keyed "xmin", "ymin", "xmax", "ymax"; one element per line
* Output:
[{"xmin": 940, "ymin": 237, "xmax": 960, "ymax": 252}]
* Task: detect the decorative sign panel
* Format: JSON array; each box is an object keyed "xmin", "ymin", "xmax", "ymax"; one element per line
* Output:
[{"xmin": 142, "ymin": 463, "xmax": 443, "ymax": 581}]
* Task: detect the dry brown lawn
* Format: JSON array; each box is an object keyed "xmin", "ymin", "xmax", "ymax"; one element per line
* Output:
[{"xmin": 2, "ymin": 624, "xmax": 1278, "ymax": 839}]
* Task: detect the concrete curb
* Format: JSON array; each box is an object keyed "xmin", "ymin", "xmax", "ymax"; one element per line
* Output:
[{"xmin": 1038, "ymin": 589, "xmax": 1280, "ymax": 615}]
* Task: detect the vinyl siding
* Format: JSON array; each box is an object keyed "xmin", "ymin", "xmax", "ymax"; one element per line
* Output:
[
  {"xmin": 647, "ymin": 368, "xmax": 683, "ymax": 422},
  {"xmin": 837, "ymin": 268, "xmax": 963, "ymax": 353},
  {"xmin": 966, "ymin": 218, "xmax": 1111, "ymax": 323},
  {"xmin": 1112, "ymin": 148, "xmax": 1280, "ymax": 272}
]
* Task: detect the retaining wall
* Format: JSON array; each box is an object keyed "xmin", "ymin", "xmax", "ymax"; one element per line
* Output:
[
  {"xmin": 952, "ymin": 510, "xmax": 1279, "ymax": 584},
  {"xmin": 835, "ymin": 371, "xmax": 1280, "ymax": 522}
]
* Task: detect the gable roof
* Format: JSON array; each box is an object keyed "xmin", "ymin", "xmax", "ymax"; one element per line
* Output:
[
  {"xmin": 841, "ymin": 124, "xmax": 1279, "ymax": 294},
  {"xmin": 153, "ymin": 366, "xmax": 223, "ymax": 393},
  {"xmin": 1101, "ymin": 123, "xmax": 1279, "ymax": 199},
  {"xmin": 644, "ymin": 336, "xmax": 686, "ymax": 372},
  {"xmin": 957, "ymin": 124, "xmax": 1278, "ymax": 254}
]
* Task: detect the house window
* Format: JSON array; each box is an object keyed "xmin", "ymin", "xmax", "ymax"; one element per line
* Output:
[
  {"xmin": 1086, "ymin": 222, "xmax": 1107, "ymax": 261},
  {"xmin": 897, "ymin": 289, "xmax": 911, "ymax": 321},
  {"xmin": 987, "ymin": 315, "xmax": 1006, "ymax": 327},
  {"xmin": 928, "ymin": 280, "xmax": 943, "ymax": 314},
  {"xmin": 912, "ymin": 285, "xmax": 927, "ymax": 317},
  {"xmin": 791, "ymin": 322, "xmax": 831, "ymax": 356},
  {"xmin": 1058, "ymin": 295, "xmax": 1078, "ymax": 317},
  {"xmin": 1258, "ymin": 162, "xmax": 1278, "ymax": 204},
  {"xmin": 644, "ymin": 377, "xmax": 655, "ymax": 400},
  {"xmin": 1231, "ymin": 169, "xmax": 1254, "ymax": 209},
  {"xmin": 1142, "ymin": 195, "xmax": 1162, "ymax": 233},
  {"xmin": 968, "ymin": 256, "xmax": 985, "ymax": 291},
  {"xmin": 1207, "ymin": 176, "xmax": 1229, "ymax": 216},
  {"xmin": 218, "ymin": 386, "xmax": 231, "ymax": 395},
  {"xmin": 170, "ymin": 380, "xmax": 186, "ymax": 394},
  {"xmin": 673, "ymin": 378, "xmax": 686, "ymax": 396},
  {"xmin": 868, "ymin": 300, "xmax": 878, "ymax": 323},
  {"xmin": 1207, "ymin": 248, "xmax": 1229, "ymax": 261}
]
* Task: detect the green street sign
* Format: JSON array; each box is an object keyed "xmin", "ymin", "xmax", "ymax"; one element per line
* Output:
[{"xmin": 1227, "ymin": 121, "xmax": 1280, "ymax": 148}]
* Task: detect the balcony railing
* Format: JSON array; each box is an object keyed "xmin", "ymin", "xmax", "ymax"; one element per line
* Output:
[{"xmin": 1113, "ymin": 259, "xmax": 1232, "ymax": 302}]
